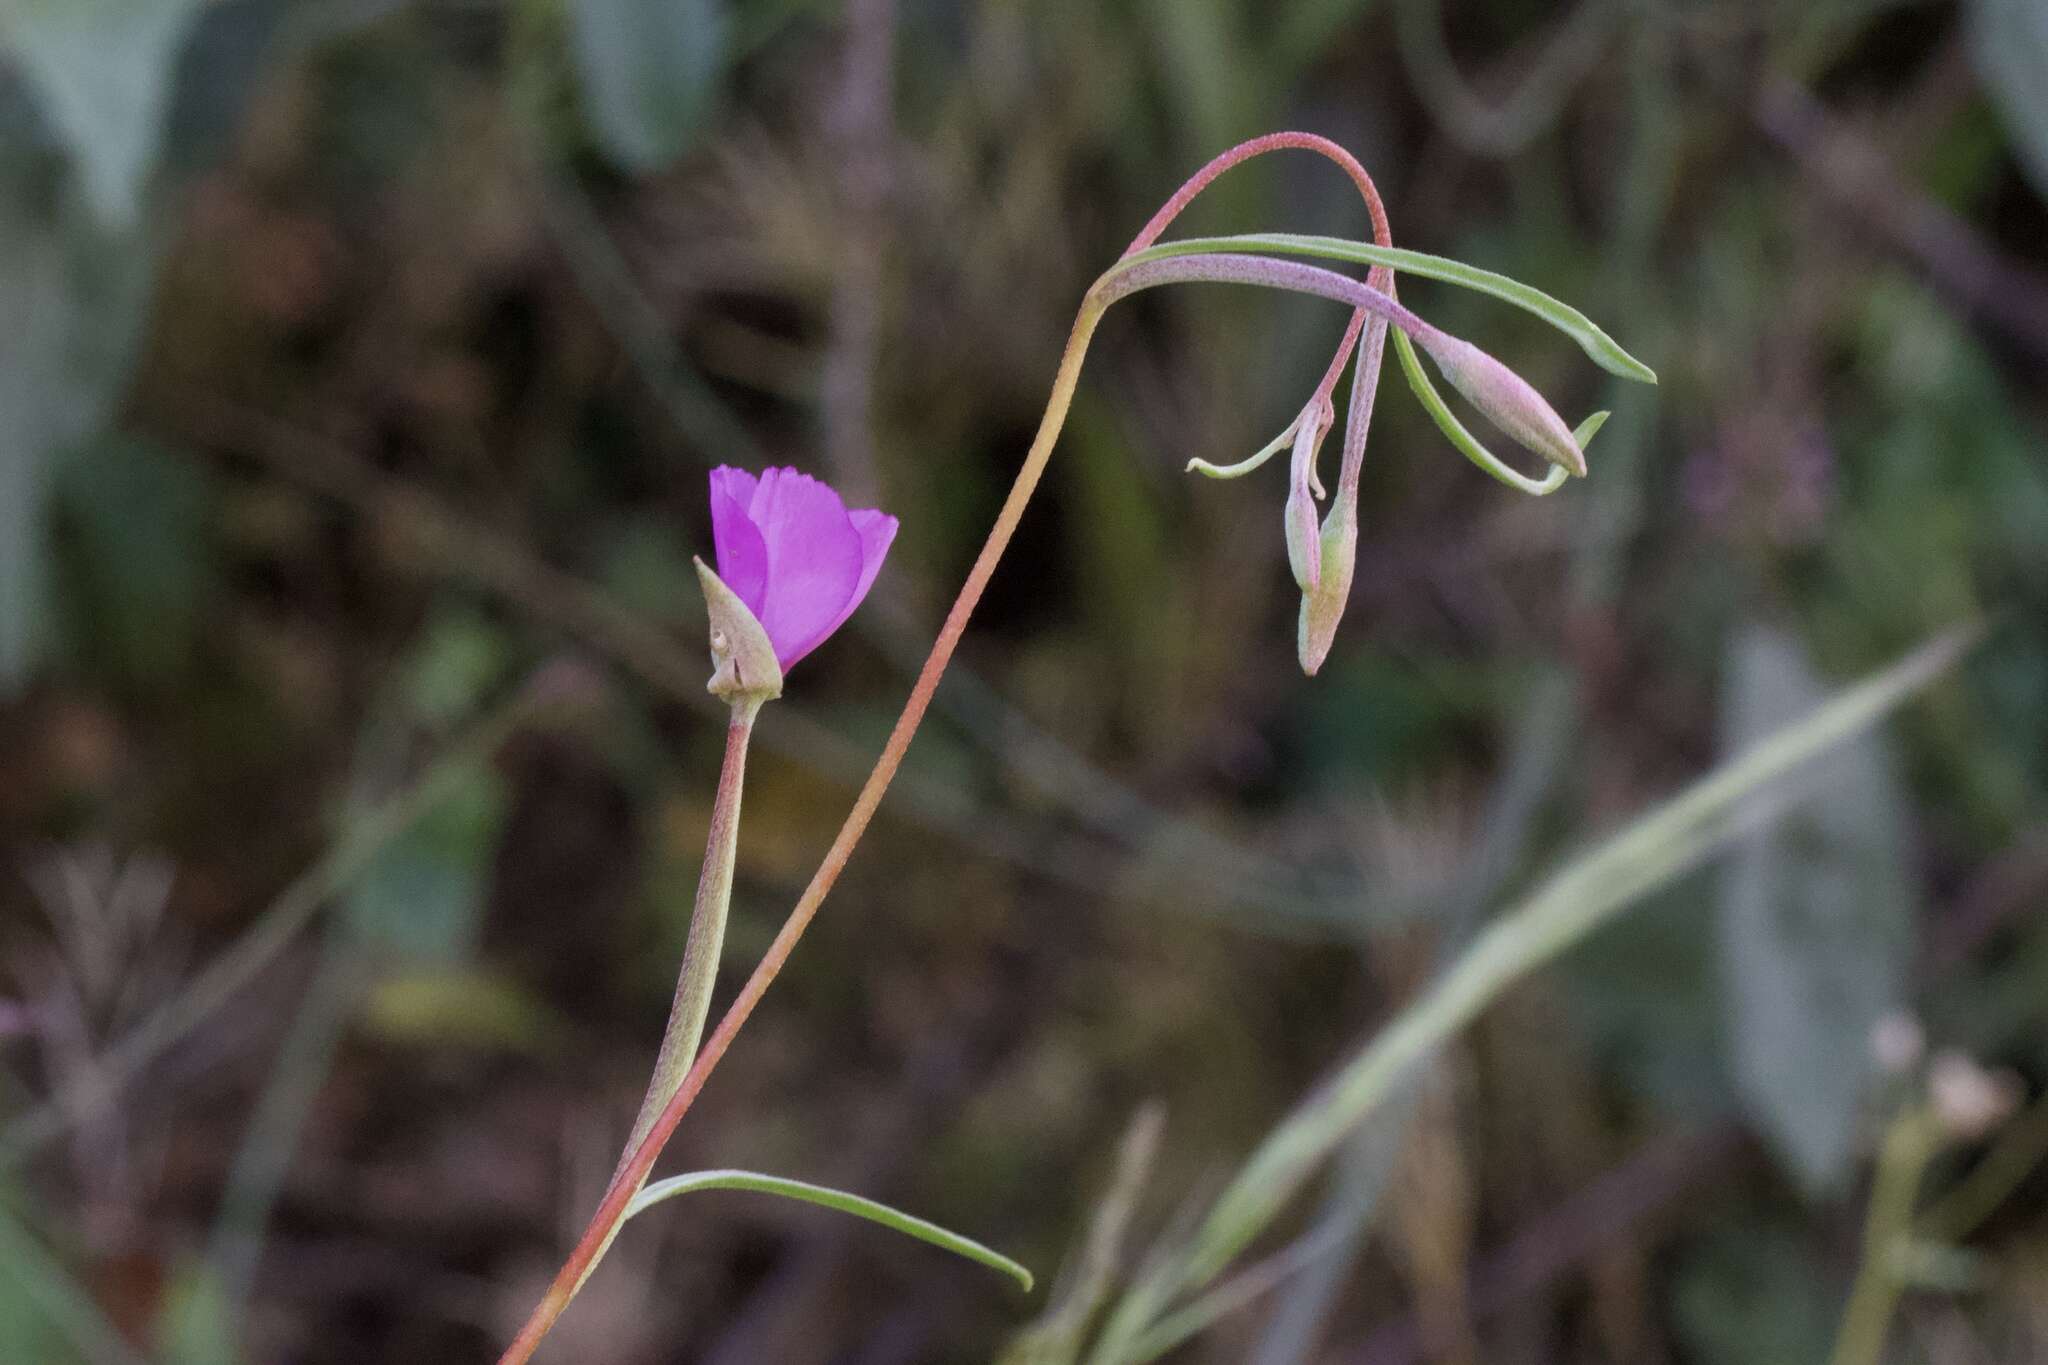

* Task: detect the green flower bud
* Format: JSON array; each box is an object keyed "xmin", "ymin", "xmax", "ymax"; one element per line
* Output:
[
  {"xmin": 695, "ymin": 557, "xmax": 784, "ymax": 704},
  {"xmin": 1296, "ymin": 498, "xmax": 1357, "ymax": 676}
]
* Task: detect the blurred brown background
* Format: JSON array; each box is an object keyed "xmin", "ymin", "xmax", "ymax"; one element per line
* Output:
[{"xmin": 1, "ymin": 0, "xmax": 2046, "ymax": 1360}]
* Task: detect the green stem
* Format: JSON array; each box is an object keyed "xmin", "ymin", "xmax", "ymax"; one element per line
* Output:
[
  {"xmin": 568, "ymin": 697, "xmax": 762, "ymax": 1299},
  {"xmin": 1919, "ymin": 1090, "xmax": 2048, "ymax": 1243},
  {"xmin": 1174, "ymin": 627, "xmax": 1972, "ymax": 1292},
  {"xmin": 492, "ymin": 300, "xmax": 1106, "ymax": 1365},
  {"xmin": 625, "ymin": 697, "xmax": 762, "ymax": 1164},
  {"xmin": 1829, "ymin": 1109, "xmax": 1940, "ymax": 1365}
]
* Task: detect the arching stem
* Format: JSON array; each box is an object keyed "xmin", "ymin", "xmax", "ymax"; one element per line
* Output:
[{"xmin": 496, "ymin": 133, "xmax": 1405, "ymax": 1365}]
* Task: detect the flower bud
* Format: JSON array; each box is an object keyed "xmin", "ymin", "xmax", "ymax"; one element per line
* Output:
[
  {"xmin": 1415, "ymin": 330, "xmax": 1587, "ymax": 478},
  {"xmin": 1284, "ymin": 399, "xmax": 1332, "ymax": 593},
  {"xmin": 1928, "ymin": 1049, "xmax": 2022, "ymax": 1140},
  {"xmin": 695, "ymin": 557, "xmax": 784, "ymax": 704},
  {"xmin": 1296, "ymin": 500, "xmax": 1357, "ymax": 676}
]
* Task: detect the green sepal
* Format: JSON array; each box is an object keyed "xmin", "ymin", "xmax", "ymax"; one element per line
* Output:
[{"xmin": 694, "ymin": 558, "xmax": 782, "ymax": 703}]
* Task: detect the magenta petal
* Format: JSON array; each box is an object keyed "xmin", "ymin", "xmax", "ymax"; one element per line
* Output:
[
  {"xmin": 848, "ymin": 508, "xmax": 898, "ymax": 595},
  {"xmin": 749, "ymin": 468, "xmax": 865, "ymax": 667},
  {"xmin": 810, "ymin": 506, "xmax": 897, "ymax": 642},
  {"xmin": 710, "ymin": 464, "xmax": 760, "ymax": 508},
  {"xmin": 709, "ymin": 472, "xmax": 769, "ymax": 615}
]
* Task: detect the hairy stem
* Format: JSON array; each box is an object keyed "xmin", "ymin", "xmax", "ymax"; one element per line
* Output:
[
  {"xmin": 494, "ymin": 300, "xmax": 1108, "ymax": 1364},
  {"xmin": 562, "ymin": 697, "xmax": 762, "ymax": 1300},
  {"xmin": 1092, "ymin": 251, "xmax": 1430, "ymax": 338},
  {"xmin": 499, "ymin": 132, "xmax": 1407, "ymax": 1364},
  {"xmin": 625, "ymin": 698, "xmax": 762, "ymax": 1164},
  {"xmin": 1121, "ymin": 130, "xmax": 1395, "ymax": 447}
]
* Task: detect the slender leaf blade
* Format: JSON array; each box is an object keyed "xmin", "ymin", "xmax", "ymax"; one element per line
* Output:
[
  {"xmin": 626, "ymin": 1168, "xmax": 1034, "ymax": 1292},
  {"xmin": 1123, "ymin": 232, "xmax": 1658, "ymax": 384},
  {"xmin": 1178, "ymin": 624, "xmax": 1972, "ymax": 1288}
]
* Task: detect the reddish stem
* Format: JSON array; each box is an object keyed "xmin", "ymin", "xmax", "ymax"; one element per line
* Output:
[
  {"xmin": 1121, "ymin": 131, "xmax": 1390, "ymax": 258},
  {"xmin": 498, "ymin": 132, "xmax": 1403, "ymax": 1363},
  {"xmin": 1121, "ymin": 130, "xmax": 1395, "ymax": 455}
]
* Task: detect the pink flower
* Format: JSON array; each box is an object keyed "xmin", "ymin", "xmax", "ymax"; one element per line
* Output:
[{"xmin": 708, "ymin": 466, "xmax": 898, "ymax": 670}]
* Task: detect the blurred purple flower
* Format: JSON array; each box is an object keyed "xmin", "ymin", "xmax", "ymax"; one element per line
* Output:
[{"xmin": 709, "ymin": 466, "xmax": 898, "ymax": 670}]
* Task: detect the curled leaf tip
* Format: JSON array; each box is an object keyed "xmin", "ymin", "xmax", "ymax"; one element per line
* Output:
[{"xmin": 1186, "ymin": 418, "xmax": 1298, "ymax": 480}]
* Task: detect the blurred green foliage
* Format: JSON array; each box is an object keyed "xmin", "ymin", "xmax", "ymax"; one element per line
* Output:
[{"xmin": 0, "ymin": 0, "xmax": 2044, "ymax": 1361}]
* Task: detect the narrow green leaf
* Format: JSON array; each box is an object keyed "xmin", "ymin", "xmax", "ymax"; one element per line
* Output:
[
  {"xmin": 625, "ymin": 1169, "xmax": 1034, "ymax": 1292},
  {"xmin": 1178, "ymin": 624, "xmax": 1975, "ymax": 1288},
  {"xmin": 1000, "ymin": 1106, "xmax": 1164, "ymax": 1365},
  {"xmin": 0, "ymin": 1202, "xmax": 151, "ymax": 1365},
  {"xmin": 157, "ymin": 1257, "xmax": 237, "ymax": 1365},
  {"xmin": 1121, "ymin": 233, "xmax": 1658, "ymax": 384},
  {"xmin": 1121, "ymin": 1224, "xmax": 1348, "ymax": 1363}
]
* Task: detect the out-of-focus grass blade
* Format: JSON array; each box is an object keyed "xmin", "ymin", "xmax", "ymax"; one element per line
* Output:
[
  {"xmin": 0, "ymin": 689, "xmax": 543, "ymax": 1168},
  {"xmin": 1000, "ymin": 1105, "xmax": 1165, "ymax": 1365},
  {"xmin": 1120, "ymin": 233, "xmax": 1659, "ymax": 385},
  {"xmin": 0, "ymin": 1203, "xmax": 152, "ymax": 1365},
  {"xmin": 625, "ymin": 1169, "xmax": 1033, "ymax": 1293},
  {"xmin": 158, "ymin": 1256, "xmax": 237, "ymax": 1365},
  {"xmin": 1174, "ymin": 623, "xmax": 1976, "ymax": 1289},
  {"xmin": 1119, "ymin": 1223, "xmax": 1350, "ymax": 1363}
]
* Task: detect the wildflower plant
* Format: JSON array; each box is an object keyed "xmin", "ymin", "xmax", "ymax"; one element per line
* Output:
[{"xmin": 497, "ymin": 130, "xmax": 1663, "ymax": 1361}]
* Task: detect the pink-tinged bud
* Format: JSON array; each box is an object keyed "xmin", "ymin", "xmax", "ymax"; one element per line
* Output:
[
  {"xmin": 1928, "ymin": 1050, "xmax": 2022, "ymax": 1140},
  {"xmin": 1296, "ymin": 501, "xmax": 1357, "ymax": 676},
  {"xmin": 1415, "ymin": 330, "xmax": 1587, "ymax": 478},
  {"xmin": 1283, "ymin": 399, "xmax": 1332, "ymax": 593},
  {"xmin": 695, "ymin": 558, "xmax": 783, "ymax": 703}
]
